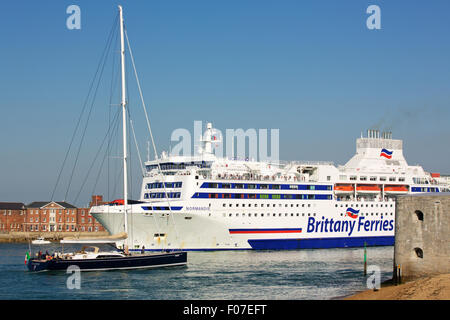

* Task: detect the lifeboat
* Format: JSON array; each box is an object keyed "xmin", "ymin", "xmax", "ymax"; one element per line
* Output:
[
  {"xmin": 356, "ymin": 184, "xmax": 381, "ymax": 194},
  {"xmin": 383, "ymin": 185, "xmax": 409, "ymax": 194},
  {"xmin": 334, "ymin": 184, "xmax": 354, "ymax": 194}
]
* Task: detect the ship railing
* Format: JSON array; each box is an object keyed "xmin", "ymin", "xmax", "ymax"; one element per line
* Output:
[
  {"xmin": 201, "ymin": 173, "xmax": 314, "ymax": 183},
  {"xmin": 268, "ymin": 160, "xmax": 334, "ymax": 167}
]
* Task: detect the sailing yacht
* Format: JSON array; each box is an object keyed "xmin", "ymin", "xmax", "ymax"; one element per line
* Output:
[{"xmin": 27, "ymin": 6, "xmax": 187, "ymax": 271}]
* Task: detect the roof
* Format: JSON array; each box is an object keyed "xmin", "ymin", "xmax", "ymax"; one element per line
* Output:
[
  {"xmin": 26, "ymin": 201, "xmax": 77, "ymax": 209},
  {"xmin": 0, "ymin": 202, "xmax": 26, "ymax": 210}
]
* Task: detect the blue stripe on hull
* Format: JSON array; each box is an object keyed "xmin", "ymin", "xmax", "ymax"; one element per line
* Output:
[{"xmin": 247, "ymin": 236, "xmax": 394, "ymax": 250}]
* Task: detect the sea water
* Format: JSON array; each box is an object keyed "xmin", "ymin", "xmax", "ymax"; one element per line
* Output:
[{"xmin": 0, "ymin": 243, "xmax": 393, "ymax": 300}]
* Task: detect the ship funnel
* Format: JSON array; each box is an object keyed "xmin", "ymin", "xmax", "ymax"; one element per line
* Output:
[{"xmin": 381, "ymin": 131, "xmax": 393, "ymax": 139}]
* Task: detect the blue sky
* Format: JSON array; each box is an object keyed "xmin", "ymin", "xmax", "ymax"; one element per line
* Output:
[{"xmin": 1, "ymin": 1, "xmax": 450, "ymax": 206}]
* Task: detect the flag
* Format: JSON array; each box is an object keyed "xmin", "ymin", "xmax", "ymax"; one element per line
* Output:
[
  {"xmin": 24, "ymin": 251, "xmax": 30, "ymax": 265},
  {"xmin": 380, "ymin": 148, "xmax": 393, "ymax": 159}
]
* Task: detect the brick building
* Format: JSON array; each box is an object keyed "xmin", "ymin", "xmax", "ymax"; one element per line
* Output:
[
  {"xmin": 1, "ymin": 196, "xmax": 107, "ymax": 234},
  {"xmin": 0, "ymin": 202, "xmax": 26, "ymax": 232},
  {"xmin": 24, "ymin": 200, "xmax": 105, "ymax": 233}
]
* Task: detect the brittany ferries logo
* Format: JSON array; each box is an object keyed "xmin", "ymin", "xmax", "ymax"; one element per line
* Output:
[
  {"xmin": 380, "ymin": 148, "xmax": 393, "ymax": 159},
  {"xmin": 346, "ymin": 208, "xmax": 359, "ymax": 219}
]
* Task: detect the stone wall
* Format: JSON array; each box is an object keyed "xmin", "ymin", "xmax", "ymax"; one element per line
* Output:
[{"xmin": 394, "ymin": 194, "xmax": 450, "ymax": 280}]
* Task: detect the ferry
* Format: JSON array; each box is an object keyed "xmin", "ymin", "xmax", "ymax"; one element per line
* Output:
[{"xmin": 90, "ymin": 126, "xmax": 450, "ymax": 251}]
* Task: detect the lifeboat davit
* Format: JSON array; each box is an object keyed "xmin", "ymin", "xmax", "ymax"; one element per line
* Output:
[
  {"xmin": 356, "ymin": 185, "xmax": 381, "ymax": 194},
  {"xmin": 334, "ymin": 184, "xmax": 354, "ymax": 194},
  {"xmin": 384, "ymin": 185, "xmax": 409, "ymax": 194}
]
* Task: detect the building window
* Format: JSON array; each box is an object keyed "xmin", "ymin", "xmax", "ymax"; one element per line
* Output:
[
  {"xmin": 414, "ymin": 247, "xmax": 423, "ymax": 259},
  {"xmin": 415, "ymin": 210, "xmax": 424, "ymax": 221}
]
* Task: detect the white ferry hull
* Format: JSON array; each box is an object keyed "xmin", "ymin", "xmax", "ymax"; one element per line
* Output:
[{"xmin": 92, "ymin": 199, "xmax": 395, "ymax": 251}]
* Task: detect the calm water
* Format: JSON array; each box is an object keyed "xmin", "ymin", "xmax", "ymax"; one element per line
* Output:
[{"xmin": 0, "ymin": 243, "xmax": 394, "ymax": 300}]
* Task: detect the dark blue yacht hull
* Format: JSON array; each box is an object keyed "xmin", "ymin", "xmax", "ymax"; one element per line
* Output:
[{"xmin": 27, "ymin": 251, "xmax": 187, "ymax": 272}]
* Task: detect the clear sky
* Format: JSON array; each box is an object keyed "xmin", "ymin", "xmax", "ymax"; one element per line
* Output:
[{"xmin": 1, "ymin": 0, "xmax": 450, "ymax": 207}]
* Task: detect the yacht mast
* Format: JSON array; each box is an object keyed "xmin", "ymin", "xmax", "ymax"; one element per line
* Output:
[{"xmin": 118, "ymin": 5, "xmax": 128, "ymax": 238}]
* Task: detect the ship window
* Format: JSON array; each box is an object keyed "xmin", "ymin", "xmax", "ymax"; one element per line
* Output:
[
  {"xmin": 350, "ymin": 176, "xmax": 357, "ymax": 181},
  {"xmin": 370, "ymin": 177, "xmax": 377, "ymax": 181},
  {"xmin": 389, "ymin": 177, "xmax": 396, "ymax": 182},
  {"xmin": 261, "ymin": 213, "xmax": 264, "ymax": 217},
  {"xmin": 380, "ymin": 177, "xmax": 386, "ymax": 181},
  {"xmin": 248, "ymin": 213, "xmax": 251, "ymax": 217},
  {"xmin": 360, "ymin": 176, "xmax": 367, "ymax": 181}
]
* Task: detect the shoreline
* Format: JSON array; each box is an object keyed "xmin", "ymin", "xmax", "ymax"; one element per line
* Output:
[
  {"xmin": 343, "ymin": 273, "xmax": 450, "ymax": 300},
  {"xmin": 0, "ymin": 231, "xmax": 110, "ymax": 243}
]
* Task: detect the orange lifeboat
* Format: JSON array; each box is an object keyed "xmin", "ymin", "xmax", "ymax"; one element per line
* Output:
[
  {"xmin": 334, "ymin": 184, "xmax": 354, "ymax": 194},
  {"xmin": 384, "ymin": 185, "xmax": 409, "ymax": 194},
  {"xmin": 356, "ymin": 185, "xmax": 381, "ymax": 194}
]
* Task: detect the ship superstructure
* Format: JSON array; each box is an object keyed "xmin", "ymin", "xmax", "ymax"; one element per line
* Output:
[{"xmin": 91, "ymin": 124, "xmax": 450, "ymax": 250}]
